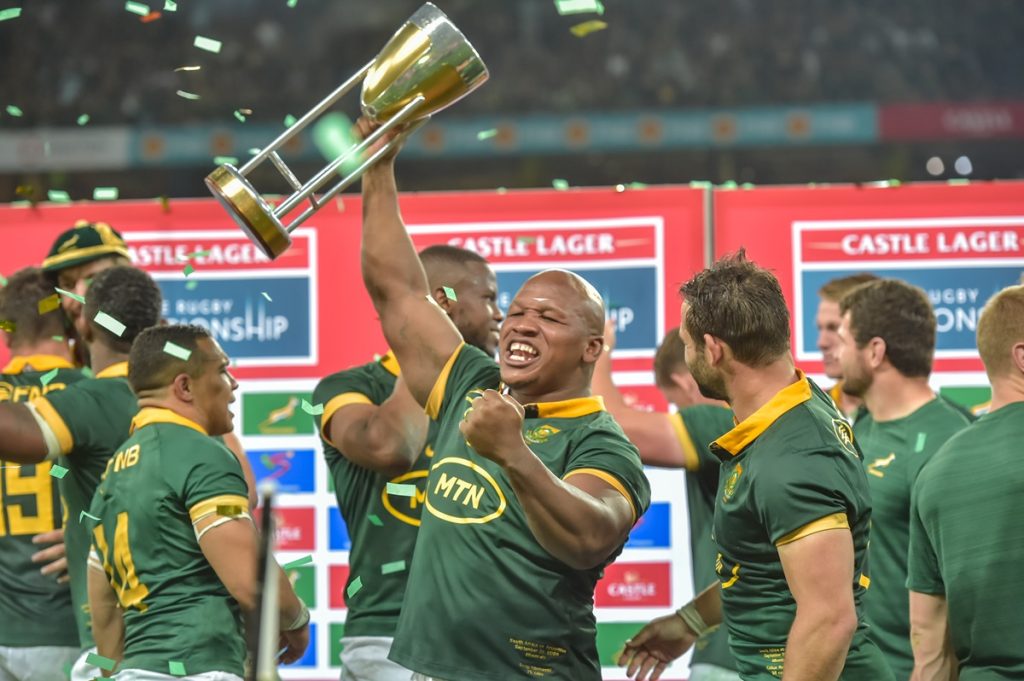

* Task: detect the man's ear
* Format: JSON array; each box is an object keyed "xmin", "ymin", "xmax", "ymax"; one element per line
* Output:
[
  {"xmin": 703, "ymin": 333, "xmax": 727, "ymax": 366},
  {"xmin": 1011, "ymin": 341, "xmax": 1024, "ymax": 374},
  {"xmin": 867, "ymin": 337, "xmax": 888, "ymax": 370},
  {"xmin": 170, "ymin": 373, "xmax": 194, "ymax": 403},
  {"xmin": 431, "ymin": 287, "xmax": 455, "ymax": 313},
  {"xmin": 582, "ymin": 336, "xmax": 603, "ymax": 364}
]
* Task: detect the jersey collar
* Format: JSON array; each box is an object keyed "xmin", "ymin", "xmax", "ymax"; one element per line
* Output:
[
  {"xmin": 713, "ymin": 370, "xmax": 812, "ymax": 457},
  {"xmin": 130, "ymin": 407, "xmax": 208, "ymax": 435},
  {"xmin": 523, "ymin": 395, "xmax": 605, "ymax": 419},
  {"xmin": 2, "ymin": 354, "xmax": 75, "ymax": 374},
  {"xmin": 94, "ymin": 361, "xmax": 129, "ymax": 379},
  {"xmin": 379, "ymin": 350, "xmax": 401, "ymax": 377}
]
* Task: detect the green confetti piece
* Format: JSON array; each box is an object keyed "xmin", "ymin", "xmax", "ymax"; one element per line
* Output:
[
  {"xmin": 93, "ymin": 187, "xmax": 119, "ymax": 201},
  {"xmin": 282, "ymin": 555, "xmax": 314, "ymax": 570},
  {"xmin": 476, "ymin": 128, "xmax": 498, "ymax": 140},
  {"xmin": 552, "ymin": 178, "xmax": 570, "ymax": 190},
  {"xmin": 386, "ymin": 482, "xmax": 416, "ymax": 497},
  {"xmin": 6, "ymin": 105, "xmax": 23, "ymax": 117},
  {"xmin": 47, "ymin": 189, "xmax": 71, "ymax": 203},
  {"xmin": 163, "ymin": 0, "xmax": 176, "ymax": 10},
  {"xmin": 213, "ymin": 155, "xmax": 238, "ymax": 165},
  {"xmin": 381, "ymin": 560, "xmax": 406, "ymax": 575},
  {"xmin": 284, "ymin": 114, "xmax": 297, "ymax": 128},
  {"xmin": 183, "ymin": 264, "xmax": 195, "ymax": 276},
  {"xmin": 287, "ymin": 0, "xmax": 298, "ymax": 7},
  {"xmin": 185, "ymin": 279, "xmax": 199, "ymax": 290},
  {"xmin": 49, "ymin": 464, "xmax": 69, "ymax": 479},
  {"xmin": 79, "ymin": 510, "xmax": 101, "ymax": 523},
  {"xmin": 77, "ymin": 114, "xmax": 90, "ymax": 126},
  {"xmin": 300, "ymin": 399, "xmax": 323, "ymax": 416},
  {"xmin": 367, "ymin": 513, "xmax": 383, "ymax": 527},
  {"xmin": 442, "ymin": 286, "xmax": 457, "ymax": 301},
  {"xmin": 0, "ymin": 7, "xmax": 22, "ymax": 21},
  {"xmin": 94, "ymin": 311, "xmax": 127, "ymax": 337},
  {"xmin": 55, "ymin": 287, "xmax": 85, "ymax": 304},
  {"xmin": 176, "ymin": 90, "xmax": 200, "ymax": 101},
  {"xmin": 0, "ymin": 274, "xmax": 6, "ymax": 286},
  {"xmin": 163, "ymin": 341, "xmax": 192, "ymax": 361},
  {"xmin": 168, "ymin": 661, "xmax": 186, "ymax": 676},
  {"xmin": 233, "ymin": 109, "xmax": 247, "ymax": 123},
  {"xmin": 52, "ymin": 335, "xmax": 64, "ymax": 341},
  {"xmin": 40, "ymin": 368, "xmax": 59, "ymax": 387},
  {"xmin": 86, "ymin": 653, "xmax": 116, "ymax": 671},
  {"xmin": 346, "ymin": 575, "xmax": 363, "ymax": 599},
  {"xmin": 248, "ymin": 147, "xmax": 261, "ymax": 155},
  {"xmin": 261, "ymin": 291, "xmax": 272, "ymax": 302},
  {"xmin": 125, "ymin": 1, "xmax": 150, "ymax": 16},
  {"xmin": 555, "ymin": 0, "xmax": 604, "ymax": 15},
  {"xmin": 193, "ymin": 35, "xmax": 222, "ymax": 53},
  {"xmin": 947, "ymin": 178, "xmax": 970, "ymax": 186},
  {"xmin": 182, "ymin": 249, "xmax": 211, "ymax": 260},
  {"xmin": 914, "ymin": 432, "xmax": 927, "ymax": 453}
]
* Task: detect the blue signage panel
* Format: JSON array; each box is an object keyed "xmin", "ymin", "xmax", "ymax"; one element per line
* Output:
[
  {"xmin": 328, "ymin": 507, "xmax": 351, "ymax": 551},
  {"xmin": 626, "ymin": 501, "xmax": 671, "ymax": 549},
  {"xmin": 248, "ymin": 448, "xmax": 316, "ymax": 493}
]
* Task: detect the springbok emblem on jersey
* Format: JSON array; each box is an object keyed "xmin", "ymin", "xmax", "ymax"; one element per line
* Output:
[{"xmin": 722, "ymin": 463, "xmax": 743, "ymax": 502}]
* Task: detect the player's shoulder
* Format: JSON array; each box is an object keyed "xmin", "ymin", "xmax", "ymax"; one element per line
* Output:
[
  {"xmin": 572, "ymin": 411, "xmax": 642, "ymax": 457},
  {"xmin": 680, "ymin": 404, "xmax": 735, "ymax": 432},
  {"xmin": 314, "ymin": 356, "xmax": 395, "ymax": 404}
]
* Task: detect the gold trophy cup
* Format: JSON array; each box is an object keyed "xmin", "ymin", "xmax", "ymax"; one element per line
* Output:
[{"xmin": 205, "ymin": 2, "xmax": 488, "ymax": 259}]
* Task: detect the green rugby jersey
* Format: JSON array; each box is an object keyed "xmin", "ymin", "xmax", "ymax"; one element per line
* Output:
[
  {"xmin": 312, "ymin": 351, "xmax": 436, "ymax": 638},
  {"xmin": 669, "ymin": 405, "xmax": 737, "ymax": 671},
  {"xmin": 908, "ymin": 401, "xmax": 1024, "ymax": 681},
  {"xmin": 709, "ymin": 372, "xmax": 892, "ymax": 681},
  {"xmin": 854, "ymin": 397, "xmax": 972, "ymax": 678},
  {"xmin": 88, "ymin": 407, "xmax": 250, "ymax": 676},
  {"xmin": 30, "ymin": 361, "xmax": 137, "ymax": 649},
  {"xmin": 389, "ymin": 343, "xmax": 651, "ymax": 681},
  {"xmin": 0, "ymin": 355, "xmax": 84, "ymax": 648}
]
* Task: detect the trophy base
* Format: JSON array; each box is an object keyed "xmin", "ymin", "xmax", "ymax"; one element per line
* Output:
[{"xmin": 205, "ymin": 165, "xmax": 292, "ymax": 260}]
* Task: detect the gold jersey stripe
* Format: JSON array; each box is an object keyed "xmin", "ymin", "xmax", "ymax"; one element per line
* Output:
[
  {"xmin": 563, "ymin": 467, "xmax": 637, "ymax": 524},
  {"xmin": 776, "ymin": 512, "xmax": 850, "ymax": 547},
  {"xmin": 188, "ymin": 494, "xmax": 249, "ymax": 523}
]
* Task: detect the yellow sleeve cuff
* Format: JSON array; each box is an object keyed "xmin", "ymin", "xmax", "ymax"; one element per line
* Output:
[
  {"xmin": 776, "ymin": 512, "xmax": 850, "ymax": 546},
  {"xmin": 30, "ymin": 397, "xmax": 74, "ymax": 455},
  {"xmin": 425, "ymin": 343, "xmax": 464, "ymax": 420},
  {"xmin": 189, "ymin": 494, "xmax": 250, "ymax": 524},
  {"xmin": 668, "ymin": 413, "xmax": 700, "ymax": 472},
  {"xmin": 320, "ymin": 392, "xmax": 374, "ymax": 443},
  {"xmin": 563, "ymin": 467, "xmax": 638, "ymax": 525}
]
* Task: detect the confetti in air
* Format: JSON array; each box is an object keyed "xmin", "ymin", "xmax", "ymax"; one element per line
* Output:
[
  {"xmin": 442, "ymin": 286, "xmax": 458, "ymax": 301},
  {"xmin": 193, "ymin": 35, "xmax": 222, "ymax": 53},
  {"xmin": 163, "ymin": 341, "xmax": 192, "ymax": 361},
  {"xmin": 570, "ymin": 20, "xmax": 607, "ymax": 37},
  {"xmin": 76, "ymin": 114, "xmax": 90, "ymax": 126},
  {"xmin": 40, "ymin": 368, "xmax": 59, "ymax": 387},
  {"xmin": 386, "ymin": 483, "xmax": 417, "ymax": 497},
  {"xmin": 0, "ymin": 7, "xmax": 22, "ymax": 21},
  {"xmin": 176, "ymin": 90, "xmax": 201, "ymax": 101},
  {"xmin": 261, "ymin": 292, "xmax": 272, "ymax": 302},
  {"xmin": 49, "ymin": 464, "xmax": 69, "ymax": 479},
  {"xmin": 554, "ymin": 0, "xmax": 604, "ymax": 15},
  {"xmin": 38, "ymin": 294, "xmax": 61, "ymax": 314},
  {"xmin": 86, "ymin": 653, "xmax": 116, "ymax": 671},
  {"xmin": 300, "ymin": 399, "xmax": 323, "ymax": 416},
  {"xmin": 93, "ymin": 187, "xmax": 119, "ymax": 200},
  {"xmin": 476, "ymin": 128, "xmax": 498, "ymax": 140},
  {"xmin": 168, "ymin": 661, "xmax": 186, "ymax": 677},
  {"xmin": 94, "ymin": 311, "xmax": 127, "ymax": 337},
  {"xmin": 552, "ymin": 178, "xmax": 570, "ymax": 190},
  {"xmin": 346, "ymin": 575, "xmax": 363, "ymax": 598},
  {"xmin": 124, "ymin": 1, "xmax": 150, "ymax": 16},
  {"xmin": 47, "ymin": 190, "xmax": 71, "ymax": 203},
  {"xmin": 282, "ymin": 555, "xmax": 314, "ymax": 570},
  {"xmin": 55, "ymin": 288, "xmax": 86, "ymax": 304},
  {"xmin": 381, "ymin": 560, "xmax": 407, "ymax": 575},
  {"xmin": 5, "ymin": 104, "xmax": 23, "ymax": 117}
]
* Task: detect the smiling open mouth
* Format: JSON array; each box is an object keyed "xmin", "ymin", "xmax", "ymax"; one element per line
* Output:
[{"xmin": 506, "ymin": 341, "xmax": 539, "ymax": 365}]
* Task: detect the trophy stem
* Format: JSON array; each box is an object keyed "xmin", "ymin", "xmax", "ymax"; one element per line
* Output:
[
  {"xmin": 274, "ymin": 95, "xmax": 426, "ymax": 220},
  {"xmin": 285, "ymin": 116, "xmax": 430, "ymax": 233},
  {"xmin": 238, "ymin": 60, "xmax": 373, "ymax": 176}
]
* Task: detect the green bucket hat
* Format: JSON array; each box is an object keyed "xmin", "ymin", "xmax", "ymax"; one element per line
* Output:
[{"xmin": 42, "ymin": 220, "xmax": 131, "ymax": 273}]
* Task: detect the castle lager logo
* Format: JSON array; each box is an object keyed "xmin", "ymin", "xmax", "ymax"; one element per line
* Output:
[
  {"xmin": 425, "ymin": 457, "xmax": 507, "ymax": 525},
  {"xmin": 594, "ymin": 562, "xmax": 671, "ymax": 607}
]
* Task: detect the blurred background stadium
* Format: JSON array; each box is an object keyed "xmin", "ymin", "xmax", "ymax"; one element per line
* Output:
[{"xmin": 2, "ymin": 0, "xmax": 1024, "ymax": 203}]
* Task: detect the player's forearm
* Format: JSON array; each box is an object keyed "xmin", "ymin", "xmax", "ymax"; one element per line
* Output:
[
  {"xmin": 504, "ymin": 447, "xmax": 627, "ymax": 570},
  {"xmin": 275, "ymin": 564, "xmax": 307, "ymax": 629},
  {"xmin": 909, "ymin": 592, "xmax": 958, "ymax": 681},
  {"xmin": 88, "ymin": 569, "xmax": 125, "ymax": 675},
  {"xmin": 341, "ymin": 394, "xmax": 428, "ymax": 476},
  {"xmin": 780, "ymin": 602, "xmax": 857, "ymax": 681},
  {"xmin": 683, "ymin": 580, "xmax": 724, "ymax": 628},
  {"xmin": 360, "ymin": 161, "xmax": 430, "ymax": 307}
]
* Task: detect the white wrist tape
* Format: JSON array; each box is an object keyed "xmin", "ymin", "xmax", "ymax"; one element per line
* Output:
[
  {"xmin": 676, "ymin": 601, "xmax": 711, "ymax": 637},
  {"xmin": 284, "ymin": 601, "xmax": 310, "ymax": 631}
]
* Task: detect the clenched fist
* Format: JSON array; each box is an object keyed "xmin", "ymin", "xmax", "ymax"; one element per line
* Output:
[{"xmin": 459, "ymin": 389, "xmax": 527, "ymax": 466}]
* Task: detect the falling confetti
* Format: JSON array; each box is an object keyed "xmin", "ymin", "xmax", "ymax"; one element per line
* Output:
[
  {"xmin": 94, "ymin": 311, "xmax": 127, "ymax": 337},
  {"xmin": 287, "ymin": 0, "xmax": 298, "ymax": 6},
  {"xmin": 5, "ymin": 104, "xmax": 23, "ymax": 117},
  {"xmin": 185, "ymin": 280, "xmax": 199, "ymax": 291},
  {"xmin": 124, "ymin": 1, "xmax": 150, "ymax": 16},
  {"xmin": 79, "ymin": 511, "xmax": 101, "ymax": 523},
  {"xmin": 164, "ymin": 0, "xmax": 176, "ymax": 10},
  {"xmin": 442, "ymin": 286, "xmax": 458, "ymax": 301},
  {"xmin": 0, "ymin": 7, "xmax": 22, "ymax": 21},
  {"xmin": 284, "ymin": 114, "xmax": 298, "ymax": 128},
  {"xmin": 181, "ymin": 249, "xmax": 211, "ymax": 260},
  {"xmin": 386, "ymin": 483, "xmax": 416, "ymax": 497},
  {"xmin": 86, "ymin": 653, "xmax": 116, "ymax": 671},
  {"xmin": 49, "ymin": 464, "xmax": 69, "ymax": 479},
  {"xmin": 182, "ymin": 264, "xmax": 195, "ymax": 277},
  {"xmin": 261, "ymin": 292, "xmax": 272, "ymax": 302},
  {"xmin": 55, "ymin": 288, "xmax": 85, "ymax": 304},
  {"xmin": 233, "ymin": 110, "xmax": 247, "ymax": 123},
  {"xmin": 193, "ymin": 35, "xmax": 222, "ymax": 53},
  {"xmin": 213, "ymin": 156, "xmax": 238, "ymax": 165},
  {"xmin": 52, "ymin": 335, "xmax": 64, "ymax": 341},
  {"xmin": 47, "ymin": 190, "xmax": 71, "ymax": 203},
  {"xmin": 570, "ymin": 19, "xmax": 607, "ymax": 37},
  {"xmin": 76, "ymin": 114, "xmax": 90, "ymax": 126},
  {"xmin": 367, "ymin": 514, "xmax": 383, "ymax": 527},
  {"xmin": 168, "ymin": 661, "xmax": 186, "ymax": 677},
  {"xmin": 555, "ymin": 0, "xmax": 604, "ymax": 15},
  {"xmin": 40, "ymin": 368, "xmax": 59, "ymax": 387},
  {"xmin": 176, "ymin": 90, "xmax": 201, "ymax": 101},
  {"xmin": 381, "ymin": 560, "xmax": 407, "ymax": 575},
  {"xmin": 38, "ymin": 294, "xmax": 61, "ymax": 315},
  {"xmin": 476, "ymin": 128, "xmax": 498, "ymax": 141},
  {"xmin": 163, "ymin": 341, "xmax": 192, "ymax": 361},
  {"xmin": 552, "ymin": 178, "xmax": 570, "ymax": 190},
  {"xmin": 346, "ymin": 575, "xmax": 363, "ymax": 599},
  {"xmin": 93, "ymin": 187, "xmax": 119, "ymax": 200},
  {"xmin": 300, "ymin": 399, "xmax": 323, "ymax": 416},
  {"xmin": 0, "ymin": 320, "xmax": 15, "ymax": 333},
  {"xmin": 174, "ymin": 65, "xmax": 201, "ymax": 72},
  {"xmin": 282, "ymin": 555, "xmax": 314, "ymax": 570}
]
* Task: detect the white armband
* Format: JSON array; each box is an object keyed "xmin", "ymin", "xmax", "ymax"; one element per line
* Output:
[{"xmin": 23, "ymin": 402, "xmax": 62, "ymax": 460}]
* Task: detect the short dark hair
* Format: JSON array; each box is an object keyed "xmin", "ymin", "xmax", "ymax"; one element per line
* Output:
[
  {"xmin": 680, "ymin": 250, "xmax": 790, "ymax": 366},
  {"xmin": 418, "ymin": 245, "xmax": 489, "ymax": 290},
  {"xmin": 129, "ymin": 324, "xmax": 214, "ymax": 394},
  {"xmin": 839, "ymin": 279, "xmax": 935, "ymax": 378},
  {"xmin": 83, "ymin": 266, "xmax": 163, "ymax": 353},
  {"xmin": 818, "ymin": 273, "xmax": 879, "ymax": 303},
  {"xmin": 653, "ymin": 327, "xmax": 688, "ymax": 386},
  {"xmin": 0, "ymin": 267, "xmax": 67, "ymax": 347}
]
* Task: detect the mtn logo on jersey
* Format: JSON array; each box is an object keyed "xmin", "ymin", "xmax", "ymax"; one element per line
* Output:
[
  {"xmin": 381, "ymin": 469, "xmax": 429, "ymax": 526},
  {"xmin": 595, "ymin": 562, "xmax": 671, "ymax": 607},
  {"xmin": 524, "ymin": 424, "xmax": 560, "ymax": 444},
  {"xmin": 425, "ymin": 457, "xmax": 507, "ymax": 525}
]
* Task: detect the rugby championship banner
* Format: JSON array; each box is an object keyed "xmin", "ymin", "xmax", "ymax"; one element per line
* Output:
[
  {"xmin": 713, "ymin": 181, "xmax": 1024, "ymax": 408},
  {"xmin": 0, "ymin": 185, "xmax": 706, "ymax": 680}
]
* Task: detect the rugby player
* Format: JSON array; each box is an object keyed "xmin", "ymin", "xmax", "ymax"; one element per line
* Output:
[{"xmin": 815, "ymin": 273, "xmax": 877, "ymax": 417}]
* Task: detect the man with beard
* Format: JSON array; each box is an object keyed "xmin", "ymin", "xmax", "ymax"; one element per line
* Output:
[
  {"xmin": 620, "ymin": 252, "xmax": 892, "ymax": 681},
  {"xmin": 837, "ymin": 279, "xmax": 972, "ymax": 679},
  {"xmin": 815, "ymin": 274, "xmax": 878, "ymax": 417},
  {"xmin": 358, "ymin": 119, "xmax": 650, "ymax": 681}
]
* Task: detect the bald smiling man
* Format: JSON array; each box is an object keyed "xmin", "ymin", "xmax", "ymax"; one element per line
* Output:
[{"xmin": 356, "ymin": 117, "xmax": 651, "ymax": 681}]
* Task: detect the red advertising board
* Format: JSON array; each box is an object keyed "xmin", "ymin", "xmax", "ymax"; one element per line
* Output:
[
  {"xmin": 713, "ymin": 181, "xmax": 1024, "ymax": 373},
  {"xmin": 594, "ymin": 561, "xmax": 672, "ymax": 608},
  {"xmin": 880, "ymin": 101, "xmax": 1024, "ymax": 141}
]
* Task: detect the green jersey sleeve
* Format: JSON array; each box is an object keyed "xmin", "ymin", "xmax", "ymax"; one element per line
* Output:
[
  {"xmin": 32, "ymin": 378, "xmax": 135, "ymax": 457},
  {"xmin": 424, "ymin": 343, "xmax": 500, "ymax": 423},
  {"xmin": 906, "ymin": 471, "xmax": 944, "ymax": 594},
  {"xmin": 755, "ymin": 448, "xmax": 857, "ymax": 545},
  {"xmin": 564, "ymin": 417, "xmax": 651, "ymax": 524},
  {"xmin": 165, "ymin": 436, "xmax": 250, "ymax": 522},
  {"xmin": 313, "ymin": 362, "xmax": 393, "ymax": 442}
]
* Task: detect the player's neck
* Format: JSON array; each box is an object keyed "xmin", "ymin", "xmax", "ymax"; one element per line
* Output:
[
  {"xmin": 728, "ymin": 357, "xmax": 799, "ymax": 424},
  {"xmin": 89, "ymin": 344, "xmax": 129, "ymax": 375},
  {"xmin": 137, "ymin": 395, "xmax": 210, "ymax": 431},
  {"xmin": 9, "ymin": 339, "xmax": 73, "ymax": 362},
  {"xmin": 863, "ymin": 373, "xmax": 934, "ymax": 422},
  {"xmin": 511, "ymin": 382, "xmax": 592, "ymax": 406},
  {"xmin": 987, "ymin": 374, "xmax": 1024, "ymax": 413}
]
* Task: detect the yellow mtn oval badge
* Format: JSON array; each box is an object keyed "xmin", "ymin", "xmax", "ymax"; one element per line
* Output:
[
  {"xmin": 425, "ymin": 457, "xmax": 507, "ymax": 525},
  {"xmin": 381, "ymin": 469, "xmax": 429, "ymax": 527}
]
